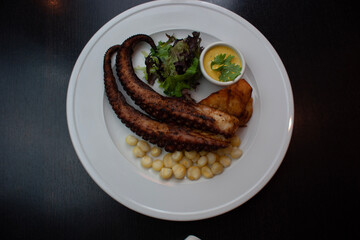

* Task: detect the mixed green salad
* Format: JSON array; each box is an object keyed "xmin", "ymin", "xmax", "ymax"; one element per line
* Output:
[{"xmin": 145, "ymin": 32, "xmax": 203, "ymax": 97}]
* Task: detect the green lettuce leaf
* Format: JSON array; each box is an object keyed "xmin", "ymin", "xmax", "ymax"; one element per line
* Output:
[
  {"xmin": 159, "ymin": 57, "xmax": 199, "ymax": 97},
  {"xmin": 145, "ymin": 32, "xmax": 203, "ymax": 97}
]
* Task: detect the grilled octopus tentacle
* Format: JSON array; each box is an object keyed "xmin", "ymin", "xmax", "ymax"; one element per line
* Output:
[
  {"xmin": 115, "ymin": 34, "xmax": 240, "ymax": 137},
  {"xmin": 104, "ymin": 45, "xmax": 229, "ymax": 152}
]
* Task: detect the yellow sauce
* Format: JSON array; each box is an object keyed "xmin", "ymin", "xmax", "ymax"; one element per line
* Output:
[{"xmin": 203, "ymin": 45, "xmax": 242, "ymax": 81}]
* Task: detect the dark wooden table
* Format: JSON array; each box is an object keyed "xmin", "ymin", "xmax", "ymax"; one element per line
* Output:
[{"xmin": 1, "ymin": 0, "xmax": 359, "ymax": 239}]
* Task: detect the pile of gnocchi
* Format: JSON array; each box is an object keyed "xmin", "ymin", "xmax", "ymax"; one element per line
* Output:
[{"xmin": 125, "ymin": 135, "xmax": 243, "ymax": 181}]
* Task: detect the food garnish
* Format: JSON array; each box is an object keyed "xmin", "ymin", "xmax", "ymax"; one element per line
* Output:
[
  {"xmin": 145, "ymin": 32, "xmax": 203, "ymax": 97},
  {"xmin": 211, "ymin": 53, "xmax": 242, "ymax": 82}
]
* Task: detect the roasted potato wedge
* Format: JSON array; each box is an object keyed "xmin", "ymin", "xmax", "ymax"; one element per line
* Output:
[
  {"xmin": 238, "ymin": 97, "xmax": 253, "ymax": 126},
  {"xmin": 200, "ymin": 79, "xmax": 253, "ymax": 126}
]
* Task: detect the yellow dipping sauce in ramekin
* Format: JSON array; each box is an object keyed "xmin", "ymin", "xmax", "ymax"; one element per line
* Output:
[{"xmin": 203, "ymin": 45, "xmax": 242, "ymax": 82}]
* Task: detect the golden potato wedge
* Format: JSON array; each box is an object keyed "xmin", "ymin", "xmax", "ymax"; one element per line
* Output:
[
  {"xmin": 199, "ymin": 79, "xmax": 253, "ymax": 126},
  {"xmin": 238, "ymin": 97, "xmax": 253, "ymax": 126}
]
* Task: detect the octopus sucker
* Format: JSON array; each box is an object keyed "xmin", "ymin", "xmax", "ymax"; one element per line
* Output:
[
  {"xmin": 115, "ymin": 34, "xmax": 240, "ymax": 137},
  {"xmin": 104, "ymin": 45, "xmax": 230, "ymax": 152}
]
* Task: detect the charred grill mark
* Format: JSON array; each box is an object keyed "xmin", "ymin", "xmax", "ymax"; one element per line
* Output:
[
  {"xmin": 115, "ymin": 34, "xmax": 240, "ymax": 137},
  {"xmin": 104, "ymin": 44, "xmax": 229, "ymax": 152}
]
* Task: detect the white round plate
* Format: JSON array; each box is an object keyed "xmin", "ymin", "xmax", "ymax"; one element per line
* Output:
[{"xmin": 67, "ymin": 0, "xmax": 294, "ymax": 221}]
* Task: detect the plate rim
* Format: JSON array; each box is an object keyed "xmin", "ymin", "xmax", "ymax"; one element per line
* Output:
[{"xmin": 66, "ymin": 0, "xmax": 294, "ymax": 221}]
